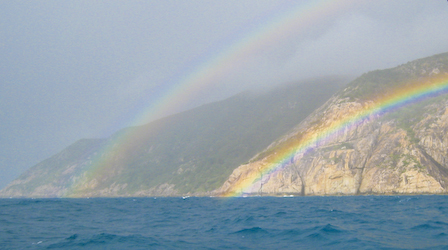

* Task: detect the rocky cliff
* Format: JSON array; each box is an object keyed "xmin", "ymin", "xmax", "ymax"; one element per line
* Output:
[{"xmin": 217, "ymin": 52, "xmax": 448, "ymax": 196}]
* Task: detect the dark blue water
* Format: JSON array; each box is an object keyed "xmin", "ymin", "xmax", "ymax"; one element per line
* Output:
[{"xmin": 1, "ymin": 196, "xmax": 448, "ymax": 249}]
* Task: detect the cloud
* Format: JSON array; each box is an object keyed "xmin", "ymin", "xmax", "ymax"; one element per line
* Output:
[{"xmin": 270, "ymin": 1, "xmax": 448, "ymax": 82}]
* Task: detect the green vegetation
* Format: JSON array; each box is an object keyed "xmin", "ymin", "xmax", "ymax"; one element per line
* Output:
[
  {"xmin": 401, "ymin": 154, "xmax": 424, "ymax": 171},
  {"xmin": 5, "ymin": 138, "xmax": 105, "ymax": 194},
  {"xmin": 337, "ymin": 52, "xmax": 448, "ymax": 145},
  {"xmin": 339, "ymin": 52, "xmax": 448, "ymax": 102},
  {"xmin": 381, "ymin": 93, "xmax": 448, "ymax": 144},
  {"xmin": 390, "ymin": 152, "xmax": 401, "ymax": 166},
  {"xmin": 6, "ymin": 76, "xmax": 347, "ymax": 195},
  {"xmin": 112, "ymin": 76, "xmax": 347, "ymax": 193},
  {"xmin": 379, "ymin": 152, "xmax": 424, "ymax": 172},
  {"xmin": 378, "ymin": 152, "xmax": 404, "ymax": 169}
]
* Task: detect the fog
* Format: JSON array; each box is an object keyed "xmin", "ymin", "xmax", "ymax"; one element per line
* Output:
[{"xmin": 1, "ymin": 0, "xmax": 447, "ymax": 188}]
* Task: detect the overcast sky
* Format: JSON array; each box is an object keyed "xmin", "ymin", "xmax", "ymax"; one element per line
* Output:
[{"xmin": 1, "ymin": 0, "xmax": 447, "ymax": 188}]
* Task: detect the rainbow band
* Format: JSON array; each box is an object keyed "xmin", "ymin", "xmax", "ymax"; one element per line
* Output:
[
  {"xmin": 224, "ymin": 76, "xmax": 448, "ymax": 197},
  {"xmin": 130, "ymin": 0, "xmax": 358, "ymax": 127},
  {"xmin": 66, "ymin": 0, "xmax": 361, "ymax": 196}
]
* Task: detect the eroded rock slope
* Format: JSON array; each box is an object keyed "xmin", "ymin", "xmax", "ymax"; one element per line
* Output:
[{"xmin": 217, "ymin": 52, "xmax": 448, "ymax": 196}]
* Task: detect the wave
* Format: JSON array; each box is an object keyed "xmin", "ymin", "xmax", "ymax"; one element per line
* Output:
[
  {"xmin": 2, "ymin": 196, "xmax": 448, "ymax": 249},
  {"xmin": 46, "ymin": 233, "xmax": 161, "ymax": 249}
]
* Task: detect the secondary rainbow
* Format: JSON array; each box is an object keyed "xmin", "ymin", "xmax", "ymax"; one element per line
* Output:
[
  {"xmin": 65, "ymin": 0, "xmax": 361, "ymax": 196},
  {"xmin": 223, "ymin": 76, "xmax": 448, "ymax": 197}
]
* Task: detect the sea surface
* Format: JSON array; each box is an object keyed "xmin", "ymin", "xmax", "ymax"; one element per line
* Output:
[{"xmin": 1, "ymin": 195, "xmax": 448, "ymax": 249}]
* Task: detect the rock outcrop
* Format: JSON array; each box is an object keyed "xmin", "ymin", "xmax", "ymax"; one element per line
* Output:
[{"xmin": 216, "ymin": 52, "xmax": 448, "ymax": 196}]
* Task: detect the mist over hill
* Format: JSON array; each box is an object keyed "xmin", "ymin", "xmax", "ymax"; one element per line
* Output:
[
  {"xmin": 4, "ymin": 52, "xmax": 448, "ymax": 198},
  {"xmin": 0, "ymin": 76, "xmax": 347, "ymax": 197}
]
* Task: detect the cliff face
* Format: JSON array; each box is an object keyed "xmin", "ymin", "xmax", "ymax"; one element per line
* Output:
[{"xmin": 217, "ymin": 52, "xmax": 448, "ymax": 196}]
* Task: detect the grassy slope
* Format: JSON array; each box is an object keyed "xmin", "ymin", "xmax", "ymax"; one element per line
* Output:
[
  {"xmin": 2, "ymin": 139, "xmax": 105, "ymax": 195},
  {"xmin": 340, "ymin": 52, "xmax": 448, "ymax": 101},
  {"xmin": 83, "ymin": 76, "xmax": 348, "ymax": 194}
]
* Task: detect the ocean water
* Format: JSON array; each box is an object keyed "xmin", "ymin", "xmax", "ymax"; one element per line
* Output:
[{"xmin": 1, "ymin": 196, "xmax": 448, "ymax": 249}]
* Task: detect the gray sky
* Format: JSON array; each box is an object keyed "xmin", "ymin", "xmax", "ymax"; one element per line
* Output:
[{"xmin": 1, "ymin": 0, "xmax": 447, "ymax": 188}]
